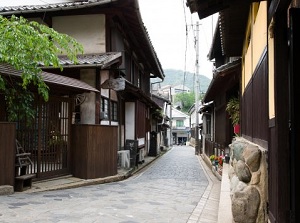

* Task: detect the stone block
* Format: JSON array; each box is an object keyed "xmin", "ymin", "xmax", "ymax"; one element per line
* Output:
[{"xmin": 0, "ymin": 185, "xmax": 14, "ymax": 195}]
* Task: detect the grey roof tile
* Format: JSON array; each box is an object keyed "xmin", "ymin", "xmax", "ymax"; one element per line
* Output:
[{"xmin": 0, "ymin": 63, "xmax": 99, "ymax": 92}]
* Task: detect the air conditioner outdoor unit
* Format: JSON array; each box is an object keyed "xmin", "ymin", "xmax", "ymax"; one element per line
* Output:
[
  {"xmin": 118, "ymin": 150, "xmax": 130, "ymax": 169},
  {"xmin": 139, "ymin": 148, "xmax": 145, "ymax": 163}
]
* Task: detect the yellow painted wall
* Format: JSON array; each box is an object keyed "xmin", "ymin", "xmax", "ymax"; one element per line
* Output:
[
  {"xmin": 268, "ymin": 20, "xmax": 275, "ymax": 119},
  {"xmin": 242, "ymin": 2, "xmax": 267, "ymax": 92},
  {"xmin": 244, "ymin": 43, "xmax": 252, "ymax": 90},
  {"xmin": 252, "ymin": 3, "xmax": 267, "ymax": 68}
]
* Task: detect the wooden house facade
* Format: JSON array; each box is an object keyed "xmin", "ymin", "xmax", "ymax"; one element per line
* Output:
[
  {"xmin": 0, "ymin": 0, "xmax": 164, "ymax": 188},
  {"xmin": 187, "ymin": 0, "xmax": 299, "ymax": 222}
]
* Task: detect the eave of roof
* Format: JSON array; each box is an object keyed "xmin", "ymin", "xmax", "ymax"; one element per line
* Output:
[
  {"xmin": 42, "ymin": 52, "xmax": 122, "ymax": 69},
  {"xmin": 200, "ymin": 101, "xmax": 214, "ymax": 113},
  {"xmin": 0, "ymin": 0, "xmax": 165, "ymax": 80},
  {"xmin": 187, "ymin": 0, "xmax": 251, "ymax": 58},
  {"xmin": 151, "ymin": 93, "xmax": 171, "ymax": 104},
  {"xmin": 208, "ymin": 21, "xmax": 221, "ymax": 60},
  {"xmin": 0, "ymin": 0, "xmax": 112, "ymax": 15},
  {"xmin": 203, "ymin": 58, "xmax": 241, "ymax": 103},
  {"xmin": 119, "ymin": 80, "xmax": 161, "ymax": 110},
  {"xmin": 186, "ymin": 0, "xmax": 255, "ymax": 19},
  {"xmin": 0, "ymin": 63, "xmax": 99, "ymax": 93}
]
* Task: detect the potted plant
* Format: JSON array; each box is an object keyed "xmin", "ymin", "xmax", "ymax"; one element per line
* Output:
[
  {"xmin": 209, "ymin": 155, "xmax": 216, "ymax": 164},
  {"xmin": 226, "ymin": 97, "xmax": 240, "ymax": 134}
]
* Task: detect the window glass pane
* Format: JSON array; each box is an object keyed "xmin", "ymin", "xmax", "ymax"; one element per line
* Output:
[
  {"xmin": 111, "ymin": 101, "xmax": 118, "ymax": 121},
  {"xmin": 101, "ymin": 97, "xmax": 109, "ymax": 119},
  {"xmin": 176, "ymin": 120, "xmax": 184, "ymax": 127}
]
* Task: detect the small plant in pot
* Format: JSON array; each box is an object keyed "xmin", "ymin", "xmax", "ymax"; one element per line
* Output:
[
  {"xmin": 209, "ymin": 155, "xmax": 216, "ymax": 164},
  {"xmin": 226, "ymin": 97, "xmax": 240, "ymax": 134}
]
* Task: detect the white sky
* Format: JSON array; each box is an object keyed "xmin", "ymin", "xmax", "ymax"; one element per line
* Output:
[{"xmin": 139, "ymin": 0, "xmax": 218, "ymax": 79}]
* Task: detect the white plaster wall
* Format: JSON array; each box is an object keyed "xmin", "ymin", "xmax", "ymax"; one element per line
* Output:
[
  {"xmin": 146, "ymin": 131, "xmax": 150, "ymax": 153},
  {"xmin": 52, "ymin": 14, "xmax": 106, "ymax": 54},
  {"xmin": 121, "ymin": 125, "xmax": 125, "ymax": 148},
  {"xmin": 125, "ymin": 102, "xmax": 135, "ymax": 140},
  {"xmin": 184, "ymin": 116, "xmax": 190, "ymax": 128},
  {"xmin": 100, "ymin": 70, "xmax": 110, "ymax": 98},
  {"xmin": 80, "ymin": 69, "xmax": 96, "ymax": 124}
]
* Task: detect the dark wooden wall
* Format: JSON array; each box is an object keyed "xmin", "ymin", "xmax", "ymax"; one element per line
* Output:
[
  {"xmin": 289, "ymin": 8, "xmax": 300, "ymax": 222},
  {"xmin": 242, "ymin": 52, "xmax": 268, "ymax": 148},
  {"xmin": 71, "ymin": 125, "xmax": 118, "ymax": 179},
  {"xmin": 214, "ymin": 97, "xmax": 228, "ymax": 147},
  {"xmin": 136, "ymin": 101, "xmax": 147, "ymax": 139},
  {"xmin": 0, "ymin": 122, "xmax": 16, "ymax": 186},
  {"xmin": 267, "ymin": 5, "xmax": 294, "ymax": 222}
]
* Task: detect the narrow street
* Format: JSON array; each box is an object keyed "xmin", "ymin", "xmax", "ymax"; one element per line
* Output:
[{"xmin": 0, "ymin": 146, "xmax": 210, "ymax": 223}]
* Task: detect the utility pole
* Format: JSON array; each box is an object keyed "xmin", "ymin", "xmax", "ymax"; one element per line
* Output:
[
  {"xmin": 195, "ymin": 21, "xmax": 200, "ymax": 155},
  {"xmin": 169, "ymin": 87, "xmax": 173, "ymax": 147}
]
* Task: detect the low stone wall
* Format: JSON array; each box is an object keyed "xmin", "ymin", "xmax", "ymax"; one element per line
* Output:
[{"xmin": 228, "ymin": 137, "xmax": 268, "ymax": 223}]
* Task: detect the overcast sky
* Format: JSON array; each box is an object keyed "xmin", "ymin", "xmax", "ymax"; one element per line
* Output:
[{"xmin": 139, "ymin": 0, "xmax": 218, "ymax": 79}]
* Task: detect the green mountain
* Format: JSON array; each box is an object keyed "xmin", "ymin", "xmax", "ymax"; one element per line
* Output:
[{"xmin": 152, "ymin": 69, "xmax": 211, "ymax": 94}]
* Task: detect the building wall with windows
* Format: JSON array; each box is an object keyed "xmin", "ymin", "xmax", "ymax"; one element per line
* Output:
[{"xmin": 169, "ymin": 107, "xmax": 190, "ymax": 145}]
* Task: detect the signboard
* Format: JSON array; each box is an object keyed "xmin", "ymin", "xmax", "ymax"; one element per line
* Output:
[{"xmin": 101, "ymin": 77, "xmax": 125, "ymax": 91}]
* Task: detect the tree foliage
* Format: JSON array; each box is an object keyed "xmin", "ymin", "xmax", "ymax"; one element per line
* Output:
[
  {"xmin": 174, "ymin": 92, "xmax": 195, "ymax": 112},
  {"xmin": 0, "ymin": 15, "xmax": 83, "ymax": 121},
  {"xmin": 174, "ymin": 92, "xmax": 203, "ymax": 113}
]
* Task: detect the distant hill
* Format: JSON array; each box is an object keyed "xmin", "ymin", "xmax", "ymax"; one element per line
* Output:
[{"xmin": 152, "ymin": 69, "xmax": 211, "ymax": 94}]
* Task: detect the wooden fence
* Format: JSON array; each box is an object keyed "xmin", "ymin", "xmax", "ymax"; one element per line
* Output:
[
  {"xmin": 0, "ymin": 122, "xmax": 15, "ymax": 186},
  {"xmin": 71, "ymin": 124, "xmax": 118, "ymax": 179}
]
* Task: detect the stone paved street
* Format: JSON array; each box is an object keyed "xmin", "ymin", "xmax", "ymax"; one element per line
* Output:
[{"xmin": 0, "ymin": 146, "xmax": 211, "ymax": 223}]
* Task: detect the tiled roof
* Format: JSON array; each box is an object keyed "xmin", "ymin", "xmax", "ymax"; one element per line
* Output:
[
  {"xmin": 0, "ymin": 0, "xmax": 110, "ymax": 14},
  {"xmin": 41, "ymin": 52, "xmax": 122, "ymax": 68},
  {"xmin": 0, "ymin": 63, "xmax": 99, "ymax": 93},
  {"xmin": 213, "ymin": 58, "xmax": 241, "ymax": 75},
  {"xmin": 203, "ymin": 59, "xmax": 241, "ymax": 103}
]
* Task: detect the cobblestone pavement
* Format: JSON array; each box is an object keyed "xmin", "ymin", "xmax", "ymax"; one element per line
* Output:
[{"xmin": 0, "ymin": 146, "xmax": 213, "ymax": 223}]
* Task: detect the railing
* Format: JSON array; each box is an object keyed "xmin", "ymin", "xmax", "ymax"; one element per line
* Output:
[
  {"xmin": 205, "ymin": 139, "xmax": 215, "ymax": 157},
  {"xmin": 205, "ymin": 138, "xmax": 225, "ymax": 157}
]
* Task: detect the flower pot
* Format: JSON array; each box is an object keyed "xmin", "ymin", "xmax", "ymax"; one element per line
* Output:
[{"xmin": 234, "ymin": 124, "xmax": 240, "ymax": 134}]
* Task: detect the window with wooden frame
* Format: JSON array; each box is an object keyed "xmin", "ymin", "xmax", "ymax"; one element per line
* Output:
[
  {"xmin": 110, "ymin": 101, "xmax": 118, "ymax": 121},
  {"xmin": 101, "ymin": 97, "xmax": 118, "ymax": 122},
  {"xmin": 101, "ymin": 97, "xmax": 109, "ymax": 119}
]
